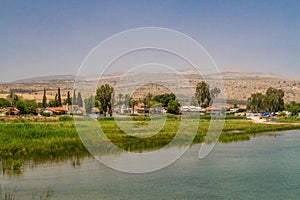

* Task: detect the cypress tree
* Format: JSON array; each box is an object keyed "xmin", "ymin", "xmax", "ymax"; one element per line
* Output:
[
  {"xmin": 77, "ymin": 92, "xmax": 83, "ymax": 107},
  {"xmin": 66, "ymin": 91, "xmax": 72, "ymax": 105},
  {"xmin": 73, "ymin": 90, "xmax": 77, "ymax": 105},
  {"xmin": 42, "ymin": 88, "xmax": 47, "ymax": 108},
  {"xmin": 57, "ymin": 87, "xmax": 62, "ymax": 106},
  {"xmin": 55, "ymin": 93, "xmax": 58, "ymax": 107}
]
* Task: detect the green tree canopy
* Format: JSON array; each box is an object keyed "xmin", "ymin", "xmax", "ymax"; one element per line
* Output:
[
  {"xmin": 247, "ymin": 87, "xmax": 285, "ymax": 113},
  {"xmin": 16, "ymin": 100, "xmax": 38, "ymax": 115},
  {"xmin": 0, "ymin": 98, "xmax": 11, "ymax": 108},
  {"xmin": 65, "ymin": 91, "xmax": 72, "ymax": 105},
  {"xmin": 153, "ymin": 93, "xmax": 176, "ymax": 107},
  {"xmin": 95, "ymin": 84, "xmax": 114, "ymax": 117},
  {"xmin": 167, "ymin": 99, "xmax": 180, "ymax": 114},
  {"xmin": 285, "ymin": 101, "xmax": 300, "ymax": 116},
  {"xmin": 84, "ymin": 96, "xmax": 95, "ymax": 114},
  {"xmin": 195, "ymin": 81, "xmax": 211, "ymax": 108},
  {"xmin": 7, "ymin": 92, "xmax": 19, "ymax": 107}
]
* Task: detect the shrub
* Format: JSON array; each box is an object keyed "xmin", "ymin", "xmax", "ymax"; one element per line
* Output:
[{"xmin": 59, "ymin": 115, "xmax": 73, "ymax": 121}]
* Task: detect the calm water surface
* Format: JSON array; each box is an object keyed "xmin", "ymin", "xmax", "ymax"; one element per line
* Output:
[{"xmin": 1, "ymin": 130, "xmax": 300, "ymax": 199}]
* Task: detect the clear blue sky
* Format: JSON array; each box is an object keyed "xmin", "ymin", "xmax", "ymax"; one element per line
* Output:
[{"xmin": 0, "ymin": 0, "xmax": 299, "ymax": 82}]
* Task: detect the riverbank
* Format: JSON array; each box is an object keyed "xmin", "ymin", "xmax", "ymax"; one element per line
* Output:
[{"xmin": 1, "ymin": 115, "xmax": 300, "ymax": 170}]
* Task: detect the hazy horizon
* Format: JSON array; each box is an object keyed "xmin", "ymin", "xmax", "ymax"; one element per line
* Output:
[{"xmin": 1, "ymin": 1, "xmax": 299, "ymax": 82}]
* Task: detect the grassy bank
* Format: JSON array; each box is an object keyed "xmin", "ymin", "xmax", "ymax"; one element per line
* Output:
[{"xmin": 0, "ymin": 115, "xmax": 300, "ymax": 170}]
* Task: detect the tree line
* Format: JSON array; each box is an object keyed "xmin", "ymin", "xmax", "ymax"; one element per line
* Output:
[
  {"xmin": 84, "ymin": 81, "xmax": 221, "ymax": 117},
  {"xmin": 247, "ymin": 87, "xmax": 300, "ymax": 116},
  {"xmin": 0, "ymin": 88, "xmax": 83, "ymax": 115}
]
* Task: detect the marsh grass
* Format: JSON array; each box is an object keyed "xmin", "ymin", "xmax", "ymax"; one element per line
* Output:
[{"xmin": 1, "ymin": 115, "xmax": 300, "ymax": 170}]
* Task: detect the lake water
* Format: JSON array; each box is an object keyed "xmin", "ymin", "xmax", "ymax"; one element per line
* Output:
[{"xmin": 1, "ymin": 130, "xmax": 300, "ymax": 199}]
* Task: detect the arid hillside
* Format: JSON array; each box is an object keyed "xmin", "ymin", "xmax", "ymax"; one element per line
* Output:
[{"xmin": 0, "ymin": 71, "xmax": 299, "ymax": 104}]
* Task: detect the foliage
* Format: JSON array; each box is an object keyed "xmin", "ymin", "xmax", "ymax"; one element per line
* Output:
[
  {"xmin": 1, "ymin": 117, "xmax": 300, "ymax": 169},
  {"xmin": 84, "ymin": 96, "xmax": 95, "ymax": 114},
  {"xmin": 73, "ymin": 90, "xmax": 77, "ymax": 105},
  {"xmin": 57, "ymin": 87, "xmax": 62, "ymax": 107},
  {"xmin": 167, "ymin": 99, "xmax": 180, "ymax": 114},
  {"xmin": 59, "ymin": 115, "xmax": 73, "ymax": 121},
  {"xmin": 6, "ymin": 92, "xmax": 19, "ymax": 107},
  {"xmin": 195, "ymin": 81, "xmax": 211, "ymax": 108},
  {"xmin": 124, "ymin": 94, "xmax": 130, "ymax": 106},
  {"xmin": 210, "ymin": 87, "xmax": 221, "ymax": 100},
  {"xmin": 247, "ymin": 92, "xmax": 265, "ymax": 112},
  {"xmin": 77, "ymin": 92, "xmax": 83, "ymax": 107},
  {"xmin": 16, "ymin": 100, "xmax": 38, "ymax": 114},
  {"xmin": 42, "ymin": 88, "xmax": 47, "ymax": 108},
  {"xmin": 64, "ymin": 91, "xmax": 72, "ymax": 105},
  {"xmin": 153, "ymin": 93, "xmax": 176, "ymax": 107},
  {"xmin": 129, "ymin": 98, "xmax": 138, "ymax": 115},
  {"xmin": 41, "ymin": 111, "xmax": 51, "ymax": 117},
  {"xmin": 95, "ymin": 84, "xmax": 114, "ymax": 117},
  {"xmin": 48, "ymin": 99, "xmax": 56, "ymax": 107},
  {"xmin": 285, "ymin": 101, "xmax": 300, "ymax": 116},
  {"xmin": 247, "ymin": 87, "xmax": 285, "ymax": 113},
  {"xmin": 0, "ymin": 98, "xmax": 10, "ymax": 108}
]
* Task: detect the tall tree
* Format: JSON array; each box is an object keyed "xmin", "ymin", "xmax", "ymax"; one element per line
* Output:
[
  {"xmin": 285, "ymin": 101, "xmax": 300, "ymax": 116},
  {"xmin": 84, "ymin": 96, "xmax": 94, "ymax": 114},
  {"xmin": 247, "ymin": 93, "xmax": 265, "ymax": 112},
  {"xmin": 265, "ymin": 87, "xmax": 284, "ymax": 112},
  {"xmin": 57, "ymin": 87, "xmax": 62, "ymax": 107},
  {"xmin": 117, "ymin": 93, "xmax": 123, "ymax": 105},
  {"xmin": 73, "ymin": 90, "xmax": 77, "ymax": 105},
  {"xmin": 247, "ymin": 88, "xmax": 285, "ymax": 113},
  {"xmin": 129, "ymin": 98, "xmax": 138, "ymax": 115},
  {"xmin": 77, "ymin": 92, "xmax": 83, "ymax": 107},
  {"xmin": 7, "ymin": 92, "xmax": 19, "ymax": 107},
  {"xmin": 42, "ymin": 88, "xmax": 47, "ymax": 108},
  {"xmin": 54, "ymin": 93, "xmax": 58, "ymax": 107},
  {"xmin": 95, "ymin": 84, "xmax": 114, "ymax": 117},
  {"xmin": 210, "ymin": 87, "xmax": 221, "ymax": 100},
  {"xmin": 124, "ymin": 94, "xmax": 130, "ymax": 107},
  {"xmin": 65, "ymin": 91, "xmax": 72, "ymax": 105},
  {"xmin": 195, "ymin": 81, "xmax": 211, "ymax": 108}
]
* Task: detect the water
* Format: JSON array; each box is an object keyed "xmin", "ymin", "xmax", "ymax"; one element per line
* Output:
[{"xmin": 1, "ymin": 130, "xmax": 300, "ymax": 199}]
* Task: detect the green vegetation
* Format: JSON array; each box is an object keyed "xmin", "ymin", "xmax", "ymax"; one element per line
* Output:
[
  {"xmin": 285, "ymin": 101, "xmax": 300, "ymax": 116},
  {"xmin": 195, "ymin": 81, "xmax": 211, "ymax": 108},
  {"xmin": 247, "ymin": 87, "xmax": 284, "ymax": 113},
  {"xmin": 16, "ymin": 100, "xmax": 38, "ymax": 115},
  {"xmin": 167, "ymin": 99, "xmax": 180, "ymax": 114},
  {"xmin": 0, "ymin": 119, "xmax": 86, "ymax": 170},
  {"xmin": 1, "ymin": 115, "xmax": 300, "ymax": 171},
  {"xmin": 96, "ymin": 84, "xmax": 114, "ymax": 117}
]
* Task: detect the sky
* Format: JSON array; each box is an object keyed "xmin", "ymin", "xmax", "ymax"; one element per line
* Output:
[{"xmin": 0, "ymin": 0, "xmax": 299, "ymax": 82}]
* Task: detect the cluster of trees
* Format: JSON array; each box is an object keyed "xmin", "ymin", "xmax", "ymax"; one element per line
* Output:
[
  {"xmin": 85, "ymin": 81, "xmax": 223, "ymax": 116},
  {"xmin": 43, "ymin": 88, "xmax": 83, "ymax": 108},
  {"xmin": 84, "ymin": 84, "xmax": 182, "ymax": 116},
  {"xmin": 0, "ymin": 88, "xmax": 84, "ymax": 115},
  {"xmin": 247, "ymin": 87, "xmax": 285, "ymax": 113},
  {"xmin": 285, "ymin": 101, "xmax": 300, "ymax": 116}
]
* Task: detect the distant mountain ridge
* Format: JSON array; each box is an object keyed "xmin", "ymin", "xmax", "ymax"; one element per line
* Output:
[
  {"xmin": 8, "ymin": 70, "xmax": 293, "ymax": 84},
  {"xmin": 10, "ymin": 75, "xmax": 79, "ymax": 84}
]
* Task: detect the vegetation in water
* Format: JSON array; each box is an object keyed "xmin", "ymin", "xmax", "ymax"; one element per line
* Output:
[{"xmin": 0, "ymin": 114, "xmax": 300, "ymax": 170}]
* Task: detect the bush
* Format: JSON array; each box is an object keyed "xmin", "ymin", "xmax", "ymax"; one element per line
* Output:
[
  {"xmin": 41, "ymin": 111, "xmax": 51, "ymax": 117},
  {"xmin": 59, "ymin": 115, "xmax": 73, "ymax": 121}
]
